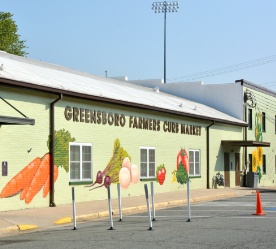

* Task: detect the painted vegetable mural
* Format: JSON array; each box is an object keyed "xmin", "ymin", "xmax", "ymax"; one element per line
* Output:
[
  {"xmin": 156, "ymin": 164, "xmax": 166, "ymax": 185},
  {"xmin": 119, "ymin": 157, "xmax": 140, "ymax": 189},
  {"xmin": 0, "ymin": 129, "xmax": 75, "ymax": 204},
  {"xmin": 252, "ymin": 146, "xmax": 263, "ymax": 183},
  {"xmin": 172, "ymin": 148, "xmax": 189, "ymax": 184},
  {"xmin": 87, "ymin": 138, "xmax": 139, "ymax": 190},
  {"xmin": 255, "ymin": 112, "xmax": 263, "ymax": 142}
]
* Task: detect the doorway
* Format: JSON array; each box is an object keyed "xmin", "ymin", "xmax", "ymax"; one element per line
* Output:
[
  {"xmin": 235, "ymin": 153, "xmax": 240, "ymax": 186},
  {"xmin": 224, "ymin": 152, "xmax": 230, "ymax": 187}
]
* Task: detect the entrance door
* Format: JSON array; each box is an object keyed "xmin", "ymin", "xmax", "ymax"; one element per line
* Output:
[
  {"xmin": 235, "ymin": 153, "xmax": 240, "ymax": 186},
  {"xmin": 224, "ymin": 152, "xmax": 230, "ymax": 187}
]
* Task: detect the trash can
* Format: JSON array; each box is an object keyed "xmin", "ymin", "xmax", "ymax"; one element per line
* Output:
[
  {"xmin": 253, "ymin": 172, "xmax": 259, "ymax": 188},
  {"xmin": 246, "ymin": 172, "xmax": 259, "ymax": 188},
  {"xmin": 240, "ymin": 171, "xmax": 245, "ymax": 187}
]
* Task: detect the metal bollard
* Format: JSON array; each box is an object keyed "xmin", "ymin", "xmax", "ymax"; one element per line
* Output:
[
  {"xmin": 144, "ymin": 184, "xmax": 153, "ymax": 230},
  {"xmin": 117, "ymin": 183, "xmax": 122, "ymax": 221},
  {"xmin": 187, "ymin": 179, "xmax": 191, "ymax": 222},
  {"xmin": 150, "ymin": 181, "xmax": 156, "ymax": 221},
  {"xmin": 107, "ymin": 185, "xmax": 114, "ymax": 230},
  {"xmin": 72, "ymin": 187, "xmax": 77, "ymax": 230}
]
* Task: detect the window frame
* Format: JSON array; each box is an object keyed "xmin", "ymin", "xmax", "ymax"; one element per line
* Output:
[
  {"xmin": 262, "ymin": 154, "xmax": 266, "ymax": 174},
  {"xmin": 140, "ymin": 146, "xmax": 156, "ymax": 179},
  {"xmin": 248, "ymin": 108, "xmax": 253, "ymax": 130},
  {"xmin": 69, "ymin": 142, "xmax": 92, "ymax": 183},
  {"xmin": 189, "ymin": 149, "xmax": 201, "ymax": 177},
  {"xmin": 262, "ymin": 112, "xmax": 266, "ymax": 132}
]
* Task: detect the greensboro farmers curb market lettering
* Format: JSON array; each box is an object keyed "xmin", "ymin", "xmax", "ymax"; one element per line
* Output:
[{"xmin": 64, "ymin": 106, "xmax": 201, "ymax": 136}]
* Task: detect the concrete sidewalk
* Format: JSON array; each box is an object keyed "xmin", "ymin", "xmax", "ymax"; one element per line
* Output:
[{"xmin": 0, "ymin": 186, "xmax": 264, "ymax": 235}]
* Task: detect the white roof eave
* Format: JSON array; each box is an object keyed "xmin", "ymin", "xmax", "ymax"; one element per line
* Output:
[{"xmin": 0, "ymin": 51, "xmax": 246, "ymax": 126}]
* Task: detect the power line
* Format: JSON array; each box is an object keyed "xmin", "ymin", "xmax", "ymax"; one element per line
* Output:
[
  {"xmin": 167, "ymin": 55, "xmax": 276, "ymax": 82},
  {"xmin": 259, "ymin": 81, "xmax": 276, "ymax": 87}
]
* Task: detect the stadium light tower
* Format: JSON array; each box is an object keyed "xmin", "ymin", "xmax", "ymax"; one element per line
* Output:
[{"xmin": 152, "ymin": 1, "xmax": 179, "ymax": 83}]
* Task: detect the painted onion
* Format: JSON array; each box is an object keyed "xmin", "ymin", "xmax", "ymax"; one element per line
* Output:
[
  {"xmin": 130, "ymin": 164, "xmax": 140, "ymax": 184},
  {"xmin": 119, "ymin": 167, "xmax": 131, "ymax": 189},
  {"xmin": 122, "ymin": 157, "xmax": 131, "ymax": 171}
]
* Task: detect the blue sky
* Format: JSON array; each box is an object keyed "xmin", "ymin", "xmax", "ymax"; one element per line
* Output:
[{"xmin": 1, "ymin": 0, "xmax": 276, "ymax": 90}]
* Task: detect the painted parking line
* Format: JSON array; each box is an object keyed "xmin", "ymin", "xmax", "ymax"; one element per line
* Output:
[
  {"xmin": 193, "ymin": 203, "xmax": 255, "ymax": 207},
  {"xmin": 161, "ymin": 209, "xmax": 256, "ymax": 212},
  {"xmin": 126, "ymin": 215, "xmax": 212, "ymax": 218},
  {"xmin": 192, "ymin": 202, "xmax": 276, "ymax": 207},
  {"xmin": 219, "ymin": 216, "xmax": 276, "ymax": 219},
  {"xmin": 266, "ymin": 207, "xmax": 276, "ymax": 211}
]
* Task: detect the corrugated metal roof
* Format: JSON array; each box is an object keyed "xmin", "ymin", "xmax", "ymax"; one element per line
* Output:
[{"xmin": 0, "ymin": 51, "xmax": 247, "ymax": 126}]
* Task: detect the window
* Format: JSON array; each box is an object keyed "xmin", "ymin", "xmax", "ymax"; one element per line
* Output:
[
  {"xmin": 262, "ymin": 112, "xmax": 266, "ymax": 132},
  {"xmin": 248, "ymin": 108, "xmax": 252, "ymax": 130},
  {"xmin": 262, "ymin": 155, "xmax": 266, "ymax": 174},
  {"xmin": 69, "ymin": 142, "xmax": 92, "ymax": 182},
  {"xmin": 189, "ymin": 149, "xmax": 200, "ymax": 176},
  {"xmin": 140, "ymin": 147, "xmax": 155, "ymax": 179}
]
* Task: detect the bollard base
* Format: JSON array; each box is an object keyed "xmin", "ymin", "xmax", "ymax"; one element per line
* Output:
[
  {"xmin": 108, "ymin": 227, "xmax": 114, "ymax": 230},
  {"xmin": 72, "ymin": 227, "xmax": 77, "ymax": 230},
  {"xmin": 118, "ymin": 218, "xmax": 122, "ymax": 222},
  {"xmin": 148, "ymin": 227, "xmax": 153, "ymax": 231},
  {"xmin": 152, "ymin": 218, "xmax": 157, "ymax": 221},
  {"xmin": 186, "ymin": 219, "xmax": 191, "ymax": 222}
]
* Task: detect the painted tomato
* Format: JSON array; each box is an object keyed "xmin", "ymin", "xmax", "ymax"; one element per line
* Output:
[
  {"xmin": 177, "ymin": 149, "xmax": 189, "ymax": 173},
  {"xmin": 156, "ymin": 164, "xmax": 166, "ymax": 185}
]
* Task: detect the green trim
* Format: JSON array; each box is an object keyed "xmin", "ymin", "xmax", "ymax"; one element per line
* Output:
[
  {"xmin": 140, "ymin": 178, "xmax": 157, "ymax": 182},
  {"xmin": 189, "ymin": 175, "xmax": 201, "ymax": 179},
  {"xmin": 69, "ymin": 181, "xmax": 93, "ymax": 186}
]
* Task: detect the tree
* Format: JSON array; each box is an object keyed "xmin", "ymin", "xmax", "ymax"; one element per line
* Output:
[{"xmin": 0, "ymin": 12, "xmax": 28, "ymax": 56}]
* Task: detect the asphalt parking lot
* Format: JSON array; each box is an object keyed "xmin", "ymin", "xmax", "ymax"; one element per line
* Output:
[{"xmin": 1, "ymin": 191, "xmax": 276, "ymax": 249}]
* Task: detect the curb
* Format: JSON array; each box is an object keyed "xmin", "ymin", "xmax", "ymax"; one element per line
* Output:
[
  {"xmin": 0, "ymin": 225, "xmax": 19, "ymax": 234},
  {"xmin": 17, "ymin": 224, "xmax": 38, "ymax": 231},
  {"xmin": 54, "ymin": 217, "xmax": 72, "ymax": 225},
  {"xmin": 0, "ymin": 224, "xmax": 37, "ymax": 234}
]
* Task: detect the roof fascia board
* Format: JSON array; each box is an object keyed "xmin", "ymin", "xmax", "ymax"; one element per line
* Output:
[
  {"xmin": 236, "ymin": 79, "xmax": 276, "ymax": 97},
  {"xmin": 0, "ymin": 78, "xmax": 247, "ymax": 127}
]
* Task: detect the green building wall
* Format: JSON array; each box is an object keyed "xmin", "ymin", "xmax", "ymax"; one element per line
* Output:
[
  {"xmin": 0, "ymin": 86, "xmax": 244, "ymax": 211},
  {"xmin": 243, "ymin": 86, "xmax": 276, "ymax": 187}
]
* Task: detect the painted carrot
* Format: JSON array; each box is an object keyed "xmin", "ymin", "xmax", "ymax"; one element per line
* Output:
[
  {"xmin": 42, "ymin": 165, "xmax": 59, "ymax": 198},
  {"xmin": 0, "ymin": 157, "xmax": 41, "ymax": 198},
  {"xmin": 25, "ymin": 153, "xmax": 50, "ymax": 204}
]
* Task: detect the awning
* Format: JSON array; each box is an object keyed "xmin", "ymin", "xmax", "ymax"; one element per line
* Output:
[
  {"xmin": 0, "ymin": 115, "xmax": 35, "ymax": 125},
  {"xmin": 0, "ymin": 97, "xmax": 35, "ymax": 125},
  {"xmin": 221, "ymin": 140, "xmax": 270, "ymax": 147}
]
